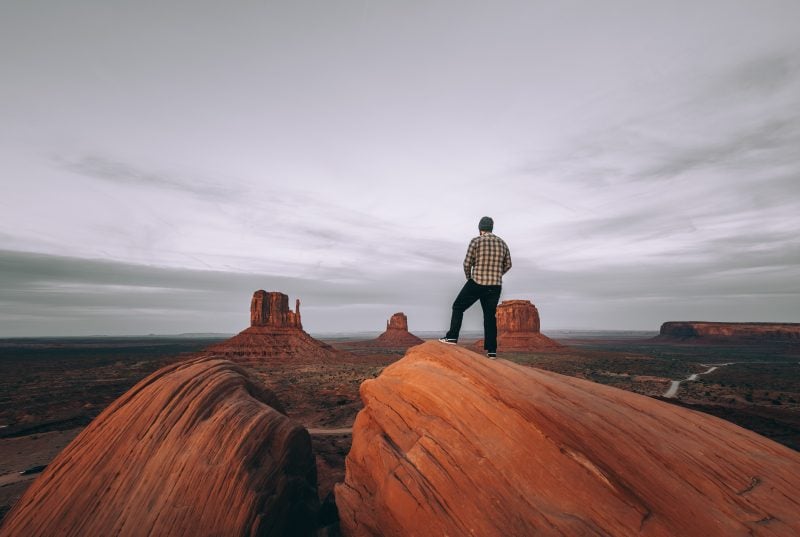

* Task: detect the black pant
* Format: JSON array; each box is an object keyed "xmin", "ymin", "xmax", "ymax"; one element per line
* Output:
[{"xmin": 446, "ymin": 279, "xmax": 502, "ymax": 352}]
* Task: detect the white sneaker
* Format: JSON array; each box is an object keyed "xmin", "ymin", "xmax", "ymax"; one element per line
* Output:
[
  {"xmin": 438, "ymin": 338, "xmax": 457, "ymax": 345},
  {"xmin": 486, "ymin": 352, "xmax": 497, "ymax": 359}
]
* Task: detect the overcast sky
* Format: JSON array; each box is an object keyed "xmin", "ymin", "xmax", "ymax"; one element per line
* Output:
[{"xmin": 2, "ymin": 1, "xmax": 799, "ymax": 336}]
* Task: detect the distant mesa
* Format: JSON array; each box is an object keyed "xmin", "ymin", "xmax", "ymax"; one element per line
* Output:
[
  {"xmin": 475, "ymin": 299, "xmax": 560, "ymax": 351},
  {"xmin": 0, "ymin": 357, "xmax": 319, "ymax": 537},
  {"xmin": 206, "ymin": 290, "xmax": 342, "ymax": 361},
  {"xmin": 250, "ymin": 289, "xmax": 303, "ymax": 329},
  {"xmin": 335, "ymin": 341, "xmax": 800, "ymax": 536},
  {"xmin": 657, "ymin": 321, "xmax": 800, "ymax": 343},
  {"xmin": 358, "ymin": 312, "xmax": 424, "ymax": 349}
]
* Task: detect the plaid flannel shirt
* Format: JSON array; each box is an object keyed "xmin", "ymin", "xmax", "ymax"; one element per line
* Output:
[{"xmin": 463, "ymin": 233, "xmax": 512, "ymax": 286}]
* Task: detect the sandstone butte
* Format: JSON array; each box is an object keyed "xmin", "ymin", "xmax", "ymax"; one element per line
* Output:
[
  {"xmin": 363, "ymin": 312, "xmax": 424, "ymax": 348},
  {"xmin": 0, "ymin": 357, "xmax": 319, "ymax": 537},
  {"xmin": 658, "ymin": 321, "xmax": 800, "ymax": 343},
  {"xmin": 336, "ymin": 341, "xmax": 800, "ymax": 537},
  {"xmin": 205, "ymin": 290, "xmax": 342, "ymax": 361},
  {"xmin": 475, "ymin": 299, "xmax": 560, "ymax": 351}
]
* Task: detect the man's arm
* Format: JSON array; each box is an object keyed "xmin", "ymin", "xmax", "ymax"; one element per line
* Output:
[
  {"xmin": 463, "ymin": 239, "xmax": 477, "ymax": 279},
  {"xmin": 502, "ymin": 244, "xmax": 512, "ymax": 274}
]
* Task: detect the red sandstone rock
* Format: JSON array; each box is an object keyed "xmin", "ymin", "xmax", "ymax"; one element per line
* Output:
[
  {"xmin": 476, "ymin": 299, "xmax": 560, "ymax": 350},
  {"xmin": 361, "ymin": 312, "xmax": 424, "ymax": 348},
  {"xmin": 659, "ymin": 321, "xmax": 800, "ymax": 343},
  {"xmin": 335, "ymin": 341, "xmax": 800, "ymax": 537},
  {"xmin": 386, "ymin": 312, "xmax": 409, "ymax": 331},
  {"xmin": 251, "ymin": 290, "xmax": 302, "ymax": 329},
  {"xmin": 0, "ymin": 357, "xmax": 319, "ymax": 537},
  {"xmin": 207, "ymin": 291, "xmax": 342, "ymax": 361}
]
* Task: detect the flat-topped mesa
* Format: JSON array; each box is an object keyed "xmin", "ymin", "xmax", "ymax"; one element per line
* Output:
[
  {"xmin": 0, "ymin": 358, "xmax": 319, "ymax": 537},
  {"xmin": 335, "ymin": 342, "xmax": 800, "ymax": 536},
  {"xmin": 497, "ymin": 298, "xmax": 541, "ymax": 333},
  {"xmin": 251, "ymin": 290, "xmax": 302, "ymax": 329},
  {"xmin": 206, "ymin": 290, "xmax": 341, "ymax": 361},
  {"xmin": 658, "ymin": 321, "xmax": 800, "ymax": 343},
  {"xmin": 476, "ymin": 299, "xmax": 560, "ymax": 351}
]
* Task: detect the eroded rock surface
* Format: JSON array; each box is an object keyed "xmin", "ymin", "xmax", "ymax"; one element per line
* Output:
[
  {"xmin": 476, "ymin": 299, "xmax": 560, "ymax": 350},
  {"xmin": 659, "ymin": 321, "xmax": 800, "ymax": 343},
  {"xmin": 0, "ymin": 358, "xmax": 319, "ymax": 537},
  {"xmin": 336, "ymin": 341, "xmax": 800, "ymax": 537},
  {"xmin": 207, "ymin": 290, "xmax": 342, "ymax": 361}
]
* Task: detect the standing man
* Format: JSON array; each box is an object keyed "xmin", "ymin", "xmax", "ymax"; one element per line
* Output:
[{"xmin": 440, "ymin": 216, "xmax": 511, "ymax": 359}]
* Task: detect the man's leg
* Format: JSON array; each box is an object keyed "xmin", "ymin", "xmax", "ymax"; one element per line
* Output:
[
  {"xmin": 479, "ymin": 285, "xmax": 502, "ymax": 353},
  {"xmin": 445, "ymin": 280, "xmax": 481, "ymax": 341}
]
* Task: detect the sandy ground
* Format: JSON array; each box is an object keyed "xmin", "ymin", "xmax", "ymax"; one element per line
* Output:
[{"xmin": 0, "ymin": 428, "xmax": 83, "ymax": 519}]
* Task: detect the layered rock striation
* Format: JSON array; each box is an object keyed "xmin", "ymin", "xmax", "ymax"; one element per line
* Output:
[
  {"xmin": 336, "ymin": 341, "xmax": 800, "ymax": 537},
  {"xmin": 658, "ymin": 321, "xmax": 800, "ymax": 343},
  {"xmin": 0, "ymin": 357, "xmax": 319, "ymax": 537},
  {"xmin": 476, "ymin": 299, "xmax": 560, "ymax": 350},
  {"xmin": 207, "ymin": 290, "xmax": 341, "ymax": 361},
  {"xmin": 362, "ymin": 312, "xmax": 423, "ymax": 348}
]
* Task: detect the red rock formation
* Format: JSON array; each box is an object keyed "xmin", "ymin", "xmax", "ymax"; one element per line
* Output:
[
  {"xmin": 251, "ymin": 290, "xmax": 302, "ymax": 329},
  {"xmin": 0, "ymin": 357, "xmax": 319, "ymax": 537},
  {"xmin": 360, "ymin": 312, "xmax": 424, "ymax": 348},
  {"xmin": 386, "ymin": 312, "xmax": 408, "ymax": 331},
  {"xmin": 658, "ymin": 321, "xmax": 800, "ymax": 343},
  {"xmin": 335, "ymin": 341, "xmax": 800, "ymax": 537},
  {"xmin": 207, "ymin": 291, "xmax": 341, "ymax": 361},
  {"xmin": 476, "ymin": 299, "xmax": 560, "ymax": 350}
]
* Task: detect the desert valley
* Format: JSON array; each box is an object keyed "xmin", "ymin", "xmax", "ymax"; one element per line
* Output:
[
  {"xmin": 4, "ymin": 2, "xmax": 800, "ymax": 535},
  {"xmin": 1, "ymin": 291, "xmax": 799, "ymax": 535}
]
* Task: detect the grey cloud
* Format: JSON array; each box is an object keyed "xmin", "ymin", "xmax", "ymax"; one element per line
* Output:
[
  {"xmin": 639, "ymin": 117, "xmax": 800, "ymax": 179},
  {"xmin": 58, "ymin": 155, "xmax": 238, "ymax": 199},
  {"xmin": 715, "ymin": 52, "xmax": 800, "ymax": 98},
  {"xmin": 521, "ymin": 51, "xmax": 800, "ymax": 186},
  {"xmin": 0, "ymin": 249, "xmax": 462, "ymax": 336},
  {"xmin": 4, "ymin": 243, "xmax": 798, "ymax": 336}
]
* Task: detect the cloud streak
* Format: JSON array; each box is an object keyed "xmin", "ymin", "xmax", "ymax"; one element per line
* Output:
[{"xmin": 59, "ymin": 155, "xmax": 239, "ymax": 200}]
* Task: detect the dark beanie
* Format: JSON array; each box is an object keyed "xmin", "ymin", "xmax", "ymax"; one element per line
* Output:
[{"xmin": 478, "ymin": 216, "xmax": 494, "ymax": 232}]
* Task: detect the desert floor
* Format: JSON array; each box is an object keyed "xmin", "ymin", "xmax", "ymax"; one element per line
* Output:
[{"xmin": 1, "ymin": 335, "xmax": 798, "ymax": 521}]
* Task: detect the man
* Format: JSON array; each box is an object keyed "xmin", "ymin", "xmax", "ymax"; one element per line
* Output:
[{"xmin": 439, "ymin": 216, "xmax": 511, "ymax": 359}]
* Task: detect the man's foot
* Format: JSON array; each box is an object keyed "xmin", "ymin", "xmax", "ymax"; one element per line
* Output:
[
  {"xmin": 486, "ymin": 352, "xmax": 497, "ymax": 359},
  {"xmin": 438, "ymin": 337, "xmax": 457, "ymax": 345}
]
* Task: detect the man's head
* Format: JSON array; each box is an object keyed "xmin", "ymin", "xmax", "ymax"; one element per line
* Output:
[{"xmin": 478, "ymin": 216, "xmax": 494, "ymax": 233}]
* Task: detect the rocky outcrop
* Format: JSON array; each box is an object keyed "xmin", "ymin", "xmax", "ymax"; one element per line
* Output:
[
  {"xmin": 0, "ymin": 357, "xmax": 319, "ymax": 537},
  {"xmin": 386, "ymin": 312, "xmax": 409, "ymax": 332},
  {"xmin": 360, "ymin": 312, "xmax": 423, "ymax": 348},
  {"xmin": 207, "ymin": 291, "xmax": 341, "ymax": 361},
  {"xmin": 335, "ymin": 341, "xmax": 800, "ymax": 537},
  {"xmin": 658, "ymin": 321, "xmax": 800, "ymax": 343},
  {"xmin": 251, "ymin": 290, "xmax": 303, "ymax": 328},
  {"xmin": 476, "ymin": 299, "xmax": 560, "ymax": 350}
]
